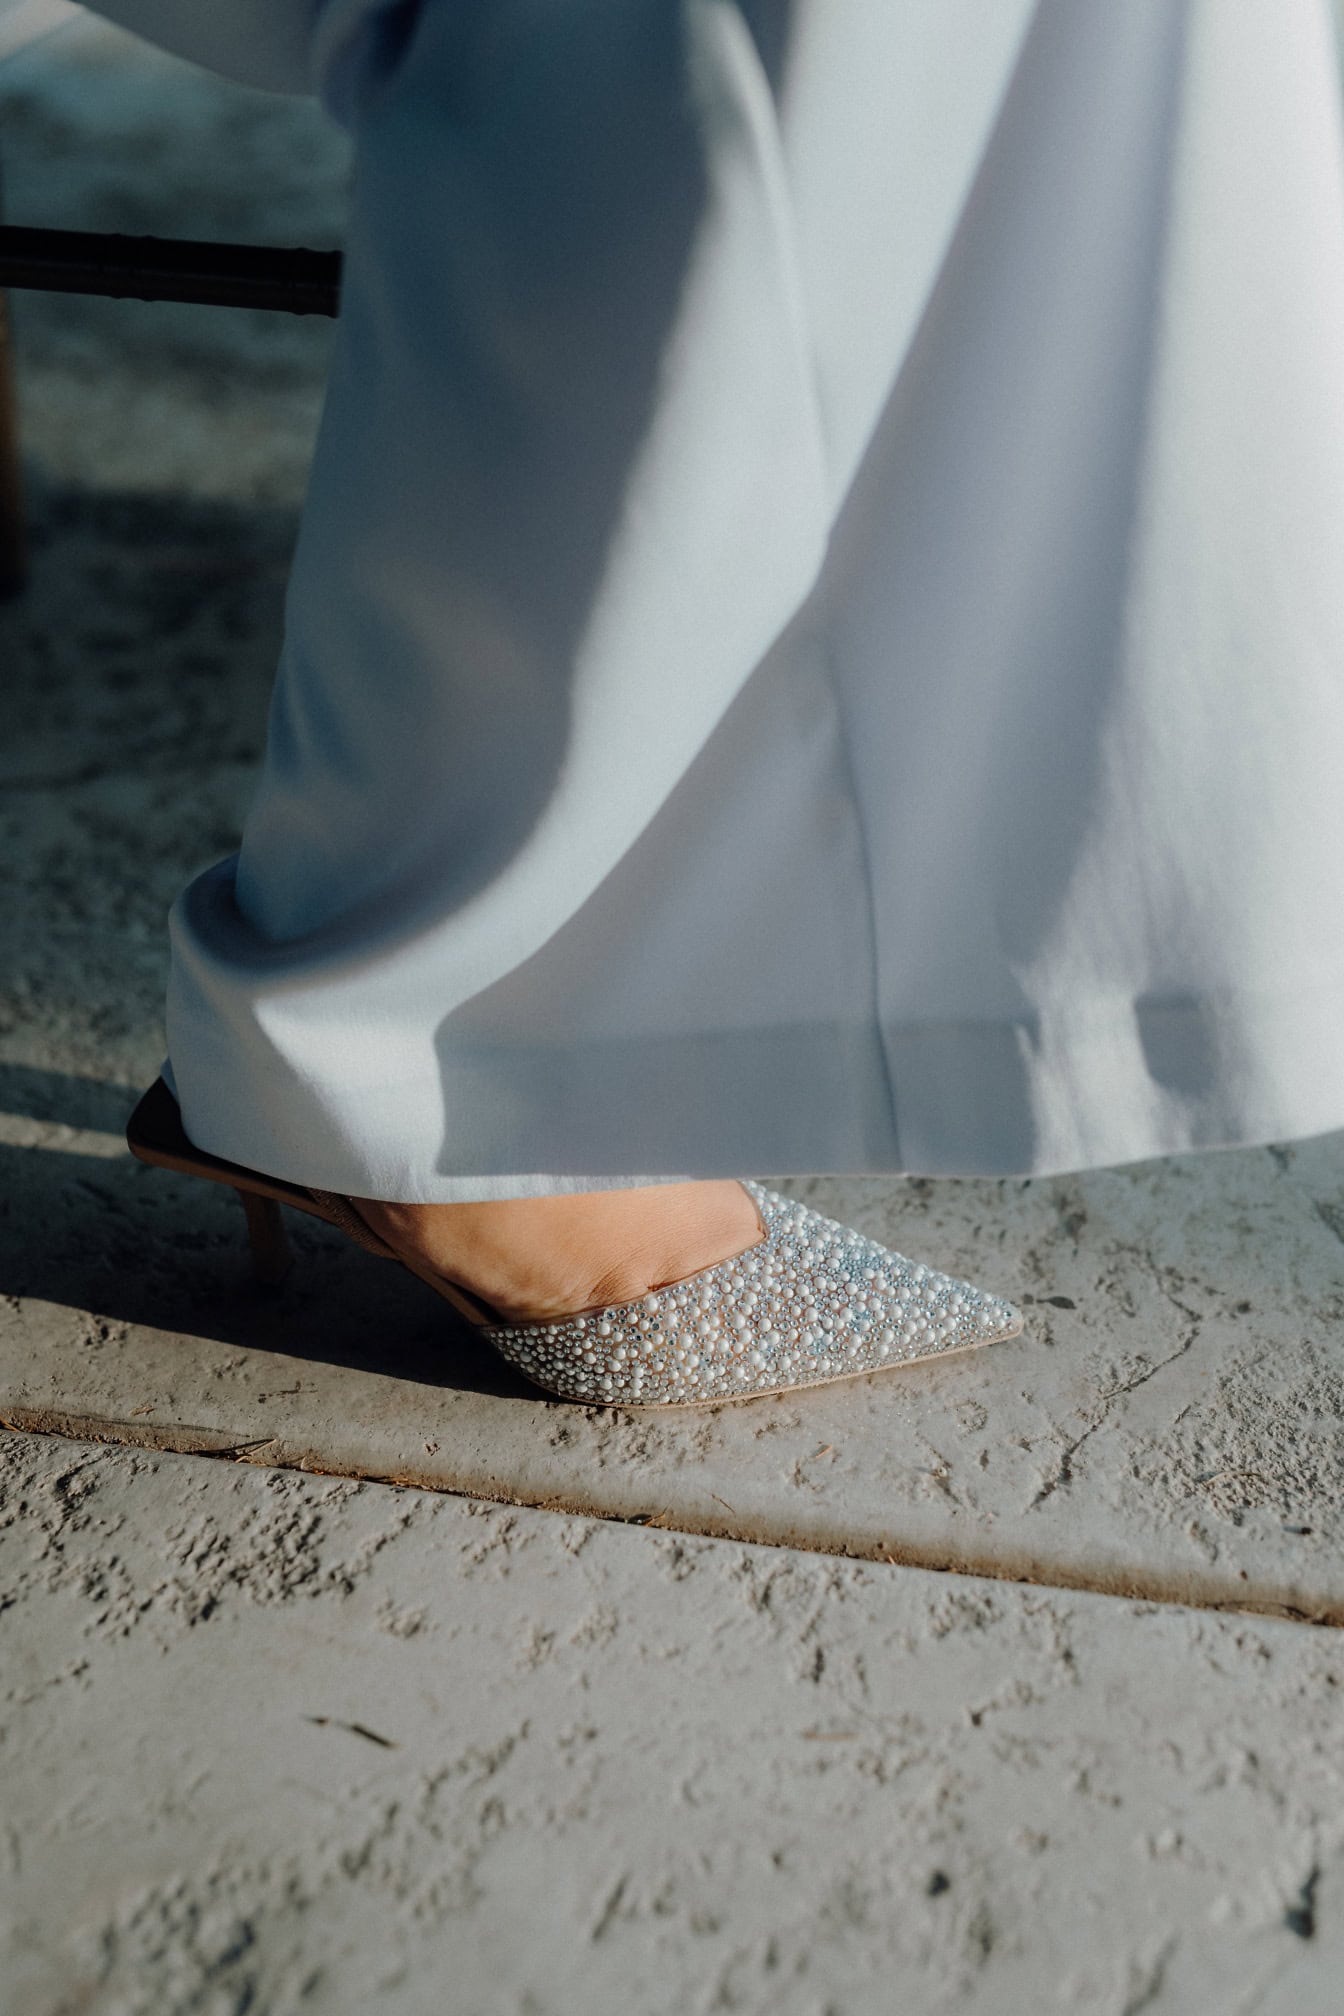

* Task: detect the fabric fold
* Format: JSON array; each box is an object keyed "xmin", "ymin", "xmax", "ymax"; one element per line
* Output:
[{"xmin": 150, "ymin": 0, "xmax": 1344, "ymax": 1197}]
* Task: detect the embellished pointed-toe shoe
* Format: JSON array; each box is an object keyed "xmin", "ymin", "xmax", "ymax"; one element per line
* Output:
[
  {"xmin": 127, "ymin": 1078, "xmax": 1024, "ymax": 1407},
  {"xmin": 465, "ymin": 1182, "xmax": 1022, "ymax": 1405}
]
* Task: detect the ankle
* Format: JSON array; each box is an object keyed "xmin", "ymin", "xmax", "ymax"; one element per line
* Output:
[{"xmin": 350, "ymin": 1181, "xmax": 765, "ymax": 1324}]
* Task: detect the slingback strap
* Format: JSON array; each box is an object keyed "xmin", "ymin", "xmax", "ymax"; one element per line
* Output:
[
  {"xmin": 306, "ymin": 1186, "xmax": 402, "ymax": 1261},
  {"xmin": 309, "ymin": 1189, "xmax": 503, "ymax": 1327}
]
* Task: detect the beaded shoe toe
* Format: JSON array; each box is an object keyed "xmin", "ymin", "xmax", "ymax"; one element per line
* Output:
[{"xmin": 471, "ymin": 1181, "xmax": 1022, "ymax": 1407}]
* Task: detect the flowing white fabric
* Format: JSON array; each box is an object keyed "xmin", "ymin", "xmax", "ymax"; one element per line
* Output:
[{"xmin": 91, "ymin": 0, "xmax": 1344, "ymax": 1197}]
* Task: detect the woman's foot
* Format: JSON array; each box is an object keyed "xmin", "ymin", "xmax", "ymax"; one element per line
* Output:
[
  {"xmin": 348, "ymin": 1179, "xmax": 767, "ymax": 1325},
  {"xmin": 371, "ymin": 1181, "xmax": 1025, "ymax": 1407}
]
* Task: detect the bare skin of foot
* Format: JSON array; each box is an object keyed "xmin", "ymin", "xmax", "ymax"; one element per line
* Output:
[{"xmin": 350, "ymin": 1180, "xmax": 768, "ymax": 1325}]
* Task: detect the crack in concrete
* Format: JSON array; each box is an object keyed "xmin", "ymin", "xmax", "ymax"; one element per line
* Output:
[
  {"xmin": 1030, "ymin": 1326, "xmax": 1201, "ymax": 1510},
  {"xmin": 6, "ymin": 1417, "xmax": 1339, "ymax": 1628},
  {"xmin": 1121, "ymin": 1936, "xmax": 1178, "ymax": 2015}
]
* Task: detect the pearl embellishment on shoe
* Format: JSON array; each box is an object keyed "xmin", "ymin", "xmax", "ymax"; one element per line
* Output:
[{"xmin": 476, "ymin": 1182, "xmax": 1022, "ymax": 1407}]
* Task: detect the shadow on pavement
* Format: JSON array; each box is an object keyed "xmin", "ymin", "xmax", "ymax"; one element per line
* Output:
[{"xmin": 0, "ymin": 1066, "xmax": 537, "ymax": 1402}]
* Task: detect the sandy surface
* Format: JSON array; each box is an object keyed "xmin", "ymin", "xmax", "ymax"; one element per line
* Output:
[{"xmin": 4, "ymin": 1427, "xmax": 1343, "ymax": 2016}]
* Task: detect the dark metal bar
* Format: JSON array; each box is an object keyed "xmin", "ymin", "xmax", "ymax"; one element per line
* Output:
[{"xmin": 0, "ymin": 225, "xmax": 342, "ymax": 315}]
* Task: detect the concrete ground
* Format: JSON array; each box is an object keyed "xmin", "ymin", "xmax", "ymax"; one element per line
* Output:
[
  {"xmin": 4, "ymin": 1428, "xmax": 1343, "ymax": 2016},
  {"xmin": 2, "ymin": 17, "xmax": 1343, "ymax": 2013}
]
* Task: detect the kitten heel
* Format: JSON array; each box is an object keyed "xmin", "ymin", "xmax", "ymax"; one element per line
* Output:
[{"xmin": 235, "ymin": 1187, "xmax": 293, "ymax": 1288}]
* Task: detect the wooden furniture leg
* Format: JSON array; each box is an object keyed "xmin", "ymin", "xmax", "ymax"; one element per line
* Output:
[
  {"xmin": 0, "ymin": 128, "xmax": 23, "ymax": 600},
  {"xmin": 0, "ymin": 282, "xmax": 25, "ymax": 599}
]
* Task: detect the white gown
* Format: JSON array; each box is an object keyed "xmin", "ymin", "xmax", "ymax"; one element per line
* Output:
[{"xmin": 87, "ymin": 1, "xmax": 1344, "ymax": 1199}]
